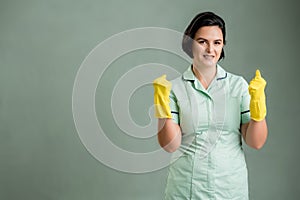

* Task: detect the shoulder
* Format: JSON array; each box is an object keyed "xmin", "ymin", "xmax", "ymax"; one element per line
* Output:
[
  {"xmin": 170, "ymin": 65, "xmax": 193, "ymax": 87},
  {"xmin": 217, "ymin": 65, "xmax": 247, "ymax": 86},
  {"xmin": 226, "ymin": 71, "xmax": 248, "ymax": 88},
  {"xmin": 170, "ymin": 75, "xmax": 184, "ymax": 85},
  {"xmin": 170, "ymin": 75, "xmax": 186, "ymax": 95},
  {"xmin": 224, "ymin": 71, "xmax": 249, "ymax": 97}
]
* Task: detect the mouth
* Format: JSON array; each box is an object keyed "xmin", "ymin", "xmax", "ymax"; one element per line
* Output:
[{"xmin": 203, "ymin": 55, "xmax": 215, "ymax": 59}]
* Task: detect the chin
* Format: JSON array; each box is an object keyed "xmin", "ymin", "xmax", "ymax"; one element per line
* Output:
[{"xmin": 202, "ymin": 61, "xmax": 217, "ymax": 67}]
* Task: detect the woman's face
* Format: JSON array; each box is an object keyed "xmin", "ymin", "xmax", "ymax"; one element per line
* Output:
[{"xmin": 192, "ymin": 26, "xmax": 224, "ymax": 67}]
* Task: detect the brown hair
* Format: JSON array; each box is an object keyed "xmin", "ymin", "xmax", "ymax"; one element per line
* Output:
[{"xmin": 182, "ymin": 11, "xmax": 226, "ymax": 60}]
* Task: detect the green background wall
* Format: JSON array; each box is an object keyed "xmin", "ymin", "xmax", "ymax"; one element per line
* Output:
[{"xmin": 1, "ymin": 0, "xmax": 299, "ymax": 199}]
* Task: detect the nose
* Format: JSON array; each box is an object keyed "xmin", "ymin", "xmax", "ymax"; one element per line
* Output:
[{"xmin": 206, "ymin": 43, "xmax": 212, "ymax": 53}]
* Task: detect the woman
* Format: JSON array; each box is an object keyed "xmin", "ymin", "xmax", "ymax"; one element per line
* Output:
[{"xmin": 153, "ymin": 11, "xmax": 268, "ymax": 199}]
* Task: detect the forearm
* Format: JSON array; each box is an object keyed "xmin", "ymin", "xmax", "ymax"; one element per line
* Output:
[
  {"xmin": 244, "ymin": 119, "xmax": 268, "ymax": 149},
  {"xmin": 157, "ymin": 119, "xmax": 181, "ymax": 153}
]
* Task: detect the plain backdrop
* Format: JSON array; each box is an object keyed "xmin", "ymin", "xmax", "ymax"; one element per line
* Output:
[{"xmin": 1, "ymin": 0, "xmax": 299, "ymax": 199}]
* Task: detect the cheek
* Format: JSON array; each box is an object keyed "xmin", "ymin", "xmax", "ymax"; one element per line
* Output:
[
  {"xmin": 192, "ymin": 44, "xmax": 205, "ymax": 55},
  {"xmin": 216, "ymin": 46, "xmax": 223, "ymax": 55}
]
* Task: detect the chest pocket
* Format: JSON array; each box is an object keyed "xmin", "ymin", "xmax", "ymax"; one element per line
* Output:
[
  {"xmin": 225, "ymin": 87, "xmax": 242, "ymax": 131},
  {"xmin": 210, "ymin": 80, "xmax": 241, "ymax": 132},
  {"xmin": 177, "ymin": 98, "xmax": 194, "ymax": 135},
  {"xmin": 172, "ymin": 80, "xmax": 210, "ymax": 135}
]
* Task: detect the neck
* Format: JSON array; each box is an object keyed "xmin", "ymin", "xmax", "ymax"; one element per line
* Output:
[{"xmin": 192, "ymin": 63, "xmax": 217, "ymax": 89}]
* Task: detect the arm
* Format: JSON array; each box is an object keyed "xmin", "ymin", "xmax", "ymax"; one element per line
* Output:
[
  {"xmin": 157, "ymin": 119, "xmax": 182, "ymax": 153},
  {"xmin": 242, "ymin": 69, "xmax": 268, "ymax": 149},
  {"xmin": 241, "ymin": 119, "xmax": 268, "ymax": 149},
  {"xmin": 153, "ymin": 75, "xmax": 181, "ymax": 153}
]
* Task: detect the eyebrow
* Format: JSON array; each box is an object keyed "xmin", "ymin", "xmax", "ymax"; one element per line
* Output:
[{"xmin": 195, "ymin": 37, "xmax": 222, "ymax": 42}]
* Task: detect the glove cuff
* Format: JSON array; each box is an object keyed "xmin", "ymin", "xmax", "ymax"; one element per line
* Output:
[
  {"xmin": 250, "ymin": 98, "xmax": 266, "ymax": 121},
  {"xmin": 154, "ymin": 104, "xmax": 172, "ymax": 118}
]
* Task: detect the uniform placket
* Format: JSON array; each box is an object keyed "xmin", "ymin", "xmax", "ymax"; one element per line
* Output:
[{"xmin": 207, "ymin": 92, "xmax": 216, "ymax": 199}]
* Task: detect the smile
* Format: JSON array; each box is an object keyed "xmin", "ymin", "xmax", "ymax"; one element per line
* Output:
[{"xmin": 203, "ymin": 55, "xmax": 214, "ymax": 59}]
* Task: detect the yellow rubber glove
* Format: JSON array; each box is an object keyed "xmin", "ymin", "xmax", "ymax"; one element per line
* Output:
[
  {"xmin": 248, "ymin": 69, "xmax": 267, "ymax": 121},
  {"xmin": 153, "ymin": 75, "xmax": 172, "ymax": 118}
]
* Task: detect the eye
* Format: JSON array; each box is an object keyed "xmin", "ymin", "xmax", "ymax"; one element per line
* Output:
[
  {"xmin": 198, "ymin": 40, "xmax": 205, "ymax": 44},
  {"xmin": 214, "ymin": 41, "xmax": 222, "ymax": 45}
]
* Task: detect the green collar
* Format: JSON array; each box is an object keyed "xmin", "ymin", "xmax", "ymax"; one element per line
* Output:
[{"xmin": 182, "ymin": 64, "xmax": 227, "ymax": 81}]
